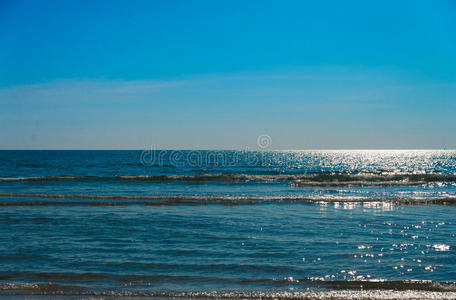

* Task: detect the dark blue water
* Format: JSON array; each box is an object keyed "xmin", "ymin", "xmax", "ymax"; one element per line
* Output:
[{"xmin": 1, "ymin": 150, "xmax": 456, "ymax": 298}]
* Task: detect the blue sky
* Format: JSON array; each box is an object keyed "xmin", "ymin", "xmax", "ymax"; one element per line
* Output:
[{"xmin": 1, "ymin": 0, "xmax": 455, "ymax": 149}]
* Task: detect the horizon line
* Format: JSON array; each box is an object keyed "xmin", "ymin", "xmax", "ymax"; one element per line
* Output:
[{"xmin": 1, "ymin": 149, "xmax": 455, "ymax": 151}]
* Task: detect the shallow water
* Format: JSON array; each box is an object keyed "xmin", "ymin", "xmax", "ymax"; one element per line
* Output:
[{"xmin": 0, "ymin": 150, "xmax": 456, "ymax": 298}]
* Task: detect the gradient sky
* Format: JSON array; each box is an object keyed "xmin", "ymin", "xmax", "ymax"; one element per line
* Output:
[{"xmin": 1, "ymin": 0, "xmax": 455, "ymax": 149}]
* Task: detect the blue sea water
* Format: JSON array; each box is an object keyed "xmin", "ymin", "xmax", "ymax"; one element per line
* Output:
[{"xmin": 0, "ymin": 150, "xmax": 456, "ymax": 298}]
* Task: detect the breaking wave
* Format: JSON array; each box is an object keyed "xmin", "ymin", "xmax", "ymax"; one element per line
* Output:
[
  {"xmin": 1, "ymin": 192, "xmax": 456, "ymax": 206},
  {"xmin": 1, "ymin": 172, "xmax": 456, "ymax": 187},
  {"xmin": 1, "ymin": 279, "xmax": 456, "ymax": 298}
]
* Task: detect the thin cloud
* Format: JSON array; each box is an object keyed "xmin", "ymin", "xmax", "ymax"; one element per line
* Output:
[{"xmin": 0, "ymin": 78, "xmax": 195, "ymax": 103}]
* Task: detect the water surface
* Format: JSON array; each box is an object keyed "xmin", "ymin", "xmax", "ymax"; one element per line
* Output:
[{"xmin": 1, "ymin": 150, "xmax": 455, "ymax": 298}]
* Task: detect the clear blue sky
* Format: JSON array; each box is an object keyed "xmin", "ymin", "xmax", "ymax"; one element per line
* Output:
[{"xmin": 1, "ymin": 0, "xmax": 455, "ymax": 149}]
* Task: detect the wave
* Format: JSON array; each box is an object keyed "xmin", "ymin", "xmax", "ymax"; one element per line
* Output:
[
  {"xmin": 1, "ymin": 172, "xmax": 456, "ymax": 186},
  {"xmin": 1, "ymin": 290, "xmax": 456, "ymax": 299},
  {"xmin": 0, "ymin": 176, "xmax": 79, "ymax": 182},
  {"xmin": 1, "ymin": 280, "xmax": 456, "ymax": 298},
  {"xmin": 1, "ymin": 273, "xmax": 455, "ymax": 291},
  {"xmin": 1, "ymin": 192, "xmax": 456, "ymax": 205}
]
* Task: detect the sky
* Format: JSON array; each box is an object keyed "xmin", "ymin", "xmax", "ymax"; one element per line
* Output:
[{"xmin": 0, "ymin": 0, "xmax": 455, "ymax": 150}]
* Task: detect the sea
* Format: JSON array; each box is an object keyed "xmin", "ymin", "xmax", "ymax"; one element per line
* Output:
[{"xmin": 0, "ymin": 150, "xmax": 456, "ymax": 299}]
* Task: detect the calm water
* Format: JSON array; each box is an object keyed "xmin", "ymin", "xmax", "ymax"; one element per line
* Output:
[{"xmin": 1, "ymin": 150, "xmax": 456, "ymax": 298}]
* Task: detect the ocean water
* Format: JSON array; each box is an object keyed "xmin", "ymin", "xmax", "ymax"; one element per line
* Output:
[{"xmin": 0, "ymin": 150, "xmax": 456, "ymax": 299}]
